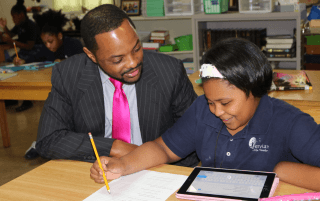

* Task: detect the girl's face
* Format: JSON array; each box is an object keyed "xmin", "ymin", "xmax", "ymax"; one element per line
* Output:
[
  {"xmin": 11, "ymin": 12, "xmax": 25, "ymax": 25},
  {"xmin": 41, "ymin": 32, "xmax": 63, "ymax": 53},
  {"xmin": 203, "ymin": 79, "xmax": 260, "ymax": 136}
]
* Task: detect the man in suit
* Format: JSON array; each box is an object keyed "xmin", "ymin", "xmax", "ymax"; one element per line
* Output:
[{"xmin": 36, "ymin": 4, "xmax": 199, "ymax": 167}]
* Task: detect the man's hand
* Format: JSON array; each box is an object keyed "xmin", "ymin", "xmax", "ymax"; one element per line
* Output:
[
  {"xmin": 90, "ymin": 156, "xmax": 124, "ymax": 183},
  {"xmin": 0, "ymin": 18, "xmax": 7, "ymax": 29},
  {"xmin": 109, "ymin": 139, "xmax": 138, "ymax": 158},
  {"xmin": 13, "ymin": 57, "xmax": 25, "ymax": 66}
]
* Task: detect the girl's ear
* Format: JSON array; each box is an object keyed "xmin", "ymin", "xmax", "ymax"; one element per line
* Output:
[{"xmin": 58, "ymin": 32, "xmax": 63, "ymax": 40}]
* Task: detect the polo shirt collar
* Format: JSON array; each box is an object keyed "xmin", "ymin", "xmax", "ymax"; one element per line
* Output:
[
  {"xmin": 247, "ymin": 94, "xmax": 273, "ymax": 135},
  {"xmin": 203, "ymin": 94, "xmax": 273, "ymax": 135}
]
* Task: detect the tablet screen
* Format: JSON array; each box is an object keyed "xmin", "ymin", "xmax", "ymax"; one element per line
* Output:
[
  {"xmin": 177, "ymin": 167, "xmax": 277, "ymax": 201},
  {"xmin": 187, "ymin": 170, "xmax": 267, "ymax": 199}
]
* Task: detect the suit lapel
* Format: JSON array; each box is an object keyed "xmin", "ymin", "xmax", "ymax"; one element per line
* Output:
[
  {"xmin": 77, "ymin": 59, "xmax": 105, "ymax": 136},
  {"xmin": 136, "ymin": 57, "xmax": 160, "ymax": 142}
]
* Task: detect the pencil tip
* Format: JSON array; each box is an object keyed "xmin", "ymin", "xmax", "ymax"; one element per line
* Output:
[{"xmin": 108, "ymin": 189, "xmax": 111, "ymax": 194}]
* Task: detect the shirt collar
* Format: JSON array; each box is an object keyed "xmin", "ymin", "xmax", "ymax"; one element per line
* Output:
[
  {"xmin": 98, "ymin": 67, "xmax": 110, "ymax": 84},
  {"xmin": 246, "ymin": 94, "xmax": 273, "ymax": 135},
  {"xmin": 203, "ymin": 94, "xmax": 273, "ymax": 136}
]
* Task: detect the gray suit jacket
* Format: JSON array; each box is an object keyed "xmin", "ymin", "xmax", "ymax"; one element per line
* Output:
[{"xmin": 36, "ymin": 50, "xmax": 199, "ymax": 166}]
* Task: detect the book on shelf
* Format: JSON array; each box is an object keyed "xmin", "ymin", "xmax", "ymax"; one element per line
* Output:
[
  {"xmin": 265, "ymin": 52, "xmax": 296, "ymax": 58},
  {"xmin": 266, "ymin": 35, "xmax": 295, "ymax": 44},
  {"xmin": 264, "ymin": 46, "xmax": 295, "ymax": 53},
  {"xmin": 270, "ymin": 71, "xmax": 312, "ymax": 91},
  {"xmin": 151, "ymin": 30, "xmax": 169, "ymax": 37},
  {"xmin": 149, "ymin": 35, "xmax": 170, "ymax": 45},
  {"xmin": 265, "ymin": 43, "xmax": 294, "ymax": 49},
  {"xmin": 150, "ymin": 35, "xmax": 169, "ymax": 40},
  {"xmin": 142, "ymin": 42, "xmax": 160, "ymax": 50},
  {"xmin": 203, "ymin": 28, "xmax": 267, "ymax": 54}
]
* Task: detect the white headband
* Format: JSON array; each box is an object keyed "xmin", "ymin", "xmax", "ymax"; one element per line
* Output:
[{"xmin": 199, "ymin": 64, "xmax": 225, "ymax": 79}]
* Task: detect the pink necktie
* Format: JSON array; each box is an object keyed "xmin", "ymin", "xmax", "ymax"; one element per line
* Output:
[{"xmin": 110, "ymin": 78, "xmax": 131, "ymax": 143}]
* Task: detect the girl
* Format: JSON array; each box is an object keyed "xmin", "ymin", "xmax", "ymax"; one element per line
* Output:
[
  {"xmin": 23, "ymin": 10, "xmax": 83, "ymax": 159},
  {"xmin": 0, "ymin": 0, "xmax": 41, "ymax": 63},
  {"xmin": 90, "ymin": 38, "xmax": 320, "ymax": 191},
  {"xmin": 14, "ymin": 9, "xmax": 83, "ymax": 65},
  {"xmin": 0, "ymin": 0, "xmax": 42, "ymax": 112}
]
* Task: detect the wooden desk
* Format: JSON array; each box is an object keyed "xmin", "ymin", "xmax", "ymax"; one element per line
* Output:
[
  {"xmin": 0, "ymin": 160, "xmax": 314, "ymax": 201},
  {"xmin": 1, "ymin": 69, "xmax": 319, "ymax": 148},
  {"xmin": 0, "ymin": 68, "xmax": 52, "ymax": 147},
  {"xmin": 189, "ymin": 70, "xmax": 320, "ymax": 123}
]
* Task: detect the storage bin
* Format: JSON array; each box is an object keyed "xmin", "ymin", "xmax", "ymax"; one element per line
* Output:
[
  {"xmin": 164, "ymin": 0, "xmax": 202, "ymax": 16},
  {"xmin": 159, "ymin": 44, "xmax": 178, "ymax": 52},
  {"xmin": 305, "ymin": 45, "xmax": 320, "ymax": 55},
  {"xmin": 239, "ymin": 0, "xmax": 274, "ymax": 13},
  {"xmin": 203, "ymin": 0, "xmax": 229, "ymax": 14},
  {"xmin": 304, "ymin": 63, "xmax": 320, "ymax": 70},
  {"xmin": 147, "ymin": 0, "xmax": 165, "ymax": 17},
  {"xmin": 305, "ymin": 54, "xmax": 320, "ymax": 63},
  {"xmin": 174, "ymin": 34, "xmax": 193, "ymax": 51},
  {"xmin": 305, "ymin": 35, "xmax": 320, "ymax": 45}
]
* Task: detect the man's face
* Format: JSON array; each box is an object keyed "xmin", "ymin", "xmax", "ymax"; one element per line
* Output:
[{"xmin": 85, "ymin": 19, "xmax": 143, "ymax": 84}]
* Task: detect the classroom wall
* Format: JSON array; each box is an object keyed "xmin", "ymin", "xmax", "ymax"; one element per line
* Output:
[{"xmin": 0, "ymin": 0, "xmax": 53, "ymax": 29}]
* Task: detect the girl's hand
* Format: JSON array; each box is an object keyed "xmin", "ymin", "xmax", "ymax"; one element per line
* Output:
[
  {"xmin": 13, "ymin": 57, "xmax": 25, "ymax": 66},
  {"xmin": 90, "ymin": 156, "xmax": 124, "ymax": 184},
  {"xmin": 0, "ymin": 18, "xmax": 7, "ymax": 28},
  {"xmin": 2, "ymin": 33, "xmax": 12, "ymax": 43}
]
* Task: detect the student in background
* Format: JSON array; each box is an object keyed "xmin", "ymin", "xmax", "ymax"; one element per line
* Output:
[
  {"xmin": 0, "ymin": 0, "xmax": 42, "ymax": 112},
  {"xmin": 14, "ymin": 9, "xmax": 83, "ymax": 65},
  {"xmin": 90, "ymin": 38, "xmax": 320, "ymax": 192},
  {"xmin": 23, "ymin": 9, "xmax": 84, "ymax": 160},
  {"xmin": 0, "ymin": 0, "xmax": 41, "ymax": 62}
]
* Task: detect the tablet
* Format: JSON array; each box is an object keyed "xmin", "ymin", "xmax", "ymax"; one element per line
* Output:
[{"xmin": 176, "ymin": 167, "xmax": 279, "ymax": 201}]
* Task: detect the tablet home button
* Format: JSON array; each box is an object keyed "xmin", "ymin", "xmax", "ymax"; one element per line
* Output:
[{"xmin": 226, "ymin": 152, "xmax": 231, "ymax": 156}]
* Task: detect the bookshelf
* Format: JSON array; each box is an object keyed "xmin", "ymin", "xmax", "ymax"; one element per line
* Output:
[
  {"xmin": 130, "ymin": 16, "xmax": 195, "ymax": 67},
  {"xmin": 129, "ymin": 11, "xmax": 305, "ymax": 71},
  {"xmin": 130, "ymin": 16, "xmax": 193, "ymax": 45},
  {"xmin": 192, "ymin": 11, "xmax": 306, "ymax": 70}
]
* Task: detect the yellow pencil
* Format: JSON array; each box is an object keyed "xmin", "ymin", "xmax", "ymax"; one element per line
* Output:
[
  {"xmin": 88, "ymin": 132, "xmax": 111, "ymax": 193},
  {"xmin": 13, "ymin": 42, "xmax": 19, "ymax": 60}
]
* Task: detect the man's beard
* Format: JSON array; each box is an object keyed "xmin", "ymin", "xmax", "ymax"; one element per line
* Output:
[{"xmin": 98, "ymin": 61, "xmax": 143, "ymax": 84}]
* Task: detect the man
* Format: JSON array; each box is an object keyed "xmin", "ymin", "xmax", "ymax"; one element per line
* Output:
[{"xmin": 36, "ymin": 4, "xmax": 199, "ymax": 167}]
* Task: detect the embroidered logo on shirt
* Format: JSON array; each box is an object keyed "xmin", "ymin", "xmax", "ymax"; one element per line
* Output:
[{"xmin": 249, "ymin": 137, "xmax": 269, "ymax": 152}]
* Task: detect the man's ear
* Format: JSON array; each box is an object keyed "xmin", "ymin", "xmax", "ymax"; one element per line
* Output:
[{"xmin": 83, "ymin": 47, "xmax": 97, "ymax": 63}]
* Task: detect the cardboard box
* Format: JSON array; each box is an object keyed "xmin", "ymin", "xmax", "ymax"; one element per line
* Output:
[
  {"xmin": 310, "ymin": 27, "xmax": 320, "ymax": 33},
  {"xmin": 310, "ymin": 19, "xmax": 320, "ymax": 27},
  {"xmin": 299, "ymin": 0, "xmax": 318, "ymax": 5}
]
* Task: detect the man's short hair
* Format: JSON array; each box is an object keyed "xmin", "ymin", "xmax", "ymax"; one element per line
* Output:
[
  {"xmin": 202, "ymin": 38, "xmax": 272, "ymax": 97},
  {"xmin": 81, "ymin": 4, "xmax": 136, "ymax": 54}
]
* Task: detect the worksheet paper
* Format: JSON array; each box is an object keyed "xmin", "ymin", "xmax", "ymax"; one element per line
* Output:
[{"xmin": 83, "ymin": 170, "xmax": 188, "ymax": 201}]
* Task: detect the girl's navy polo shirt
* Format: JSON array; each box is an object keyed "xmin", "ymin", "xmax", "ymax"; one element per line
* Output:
[{"xmin": 162, "ymin": 94, "xmax": 320, "ymax": 172}]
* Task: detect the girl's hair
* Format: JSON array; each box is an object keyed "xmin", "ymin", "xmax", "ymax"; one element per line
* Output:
[
  {"xmin": 11, "ymin": 0, "xmax": 27, "ymax": 16},
  {"xmin": 202, "ymin": 38, "xmax": 273, "ymax": 98},
  {"xmin": 33, "ymin": 9, "xmax": 69, "ymax": 35}
]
